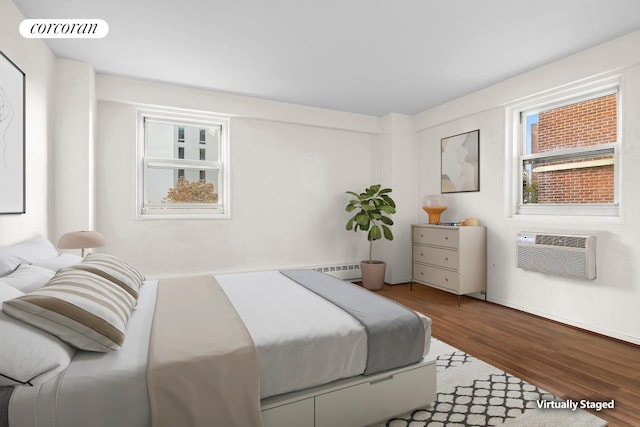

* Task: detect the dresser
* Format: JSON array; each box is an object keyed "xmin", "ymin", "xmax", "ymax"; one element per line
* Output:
[{"xmin": 411, "ymin": 224, "xmax": 486, "ymax": 303}]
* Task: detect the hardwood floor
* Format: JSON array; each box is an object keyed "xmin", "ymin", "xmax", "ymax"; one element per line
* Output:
[{"xmin": 377, "ymin": 283, "xmax": 640, "ymax": 427}]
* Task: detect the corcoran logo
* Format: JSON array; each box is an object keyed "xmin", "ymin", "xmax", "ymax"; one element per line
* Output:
[{"xmin": 19, "ymin": 19, "xmax": 109, "ymax": 39}]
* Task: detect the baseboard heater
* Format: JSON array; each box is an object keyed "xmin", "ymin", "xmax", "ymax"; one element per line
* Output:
[{"xmin": 517, "ymin": 232, "xmax": 596, "ymax": 280}]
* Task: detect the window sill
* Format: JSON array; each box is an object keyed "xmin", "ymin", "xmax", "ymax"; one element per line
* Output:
[
  {"xmin": 517, "ymin": 204, "xmax": 619, "ymax": 217},
  {"xmin": 137, "ymin": 210, "xmax": 230, "ymax": 220}
]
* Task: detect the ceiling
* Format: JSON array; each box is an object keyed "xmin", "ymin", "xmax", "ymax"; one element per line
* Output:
[{"xmin": 13, "ymin": 0, "xmax": 640, "ymax": 116}]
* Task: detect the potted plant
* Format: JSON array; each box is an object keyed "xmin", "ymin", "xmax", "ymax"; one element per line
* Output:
[{"xmin": 345, "ymin": 184, "xmax": 396, "ymax": 290}]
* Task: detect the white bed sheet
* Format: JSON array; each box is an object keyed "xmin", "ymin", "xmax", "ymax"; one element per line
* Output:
[
  {"xmin": 9, "ymin": 271, "xmax": 431, "ymax": 427},
  {"xmin": 10, "ymin": 281, "xmax": 158, "ymax": 427}
]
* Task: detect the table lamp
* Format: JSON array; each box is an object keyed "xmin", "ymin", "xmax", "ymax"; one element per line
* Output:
[
  {"xmin": 422, "ymin": 195, "xmax": 447, "ymax": 224},
  {"xmin": 58, "ymin": 231, "xmax": 106, "ymax": 257}
]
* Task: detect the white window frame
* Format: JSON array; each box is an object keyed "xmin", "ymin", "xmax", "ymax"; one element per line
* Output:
[
  {"xmin": 137, "ymin": 109, "xmax": 230, "ymax": 219},
  {"xmin": 505, "ymin": 75, "xmax": 621, "ymax": 218}
]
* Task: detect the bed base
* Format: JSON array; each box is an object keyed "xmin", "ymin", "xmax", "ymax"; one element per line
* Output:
[{"xmin": 261, "ymin": 357, "xmax": 436, "ymax": 427}]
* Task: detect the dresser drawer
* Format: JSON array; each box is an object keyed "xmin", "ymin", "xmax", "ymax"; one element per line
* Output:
[
  {"xmin": 413, "ymin": 263, "xmax": 459, "ymax": 291},
  {"xmin": 412, "ymin": 245, "xmax": 458, "ymax": 270},
  {"xmin": 413, "ymin": 227, "xmax": 459, "ymax": 248}
]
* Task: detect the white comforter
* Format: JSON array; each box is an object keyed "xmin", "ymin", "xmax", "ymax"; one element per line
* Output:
[{"xmin": 9, "ymin": 270, "xmax": 431, "ymax": 427}]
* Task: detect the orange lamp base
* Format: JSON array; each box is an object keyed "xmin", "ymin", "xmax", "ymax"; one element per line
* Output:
[{"xmin": 422, "ymin": 206, "xmax": 447, "ymax": 224}]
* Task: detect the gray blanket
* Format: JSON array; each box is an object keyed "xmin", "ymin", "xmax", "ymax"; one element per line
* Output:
[
  {"xmin": 0, "ymin": 387, "xmax": 12, "ymax": 427},
  {"xmin": 280, "ymin": 269, "xmax": 425, "ymax": 375}
]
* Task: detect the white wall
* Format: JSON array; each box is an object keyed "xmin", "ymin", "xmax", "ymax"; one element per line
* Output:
[
  {"xmin": 414, "ymin": 31, "xmax": 640, "ymax": 344},
  {"xmin": 376, "ymin": 113, "xmax": 419, "ymax": 284},
  {"xmin": 5, "ymin": 0, "xmax": 638, "ymax": 344},
  {"xmin": 95, "ymin": 76, "xmax": 381, "ymax": 278},
  {"xmin": 51, "ymin": 58, "xmax": 96, "ymax": 242},
  {"xmin": 0, "ymin": 0, "xmax": 55, "ymax": 245}
]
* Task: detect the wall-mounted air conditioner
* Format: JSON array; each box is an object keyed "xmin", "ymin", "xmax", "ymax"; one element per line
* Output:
[{"xmin": 517, "ymin": 232, "xmax": 596, "ymax": 280}]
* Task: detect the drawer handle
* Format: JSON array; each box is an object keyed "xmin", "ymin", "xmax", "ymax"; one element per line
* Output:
[
  {"xmin": 445, "ymin": 277, "xmax": 449, "ymax": 282},
  {"xmin": 420, "ymin": 253, "xmax": 424, "ymax": 257},
  {"xmin": 420, "ymin": 272, "xmax": 424, "ymax": 276},
  {"xmin": 445, "ymin": 236, "xmax": 449, "ymax": 240},
  {"xmin": 420, "ymin": 234, "xmax": 424, "ymax": 238},
  {"xmin": 370, "ymin": 375, "xmax": 394, "ymax": 385},
  {"xmin": 444, "ymin": 257, "xmax": 448, "ymax": 261}
]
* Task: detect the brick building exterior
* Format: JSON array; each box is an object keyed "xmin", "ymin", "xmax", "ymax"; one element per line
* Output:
[{"xmin": 530, "ymin": 93, "xmax": 616, "ymax": 204}]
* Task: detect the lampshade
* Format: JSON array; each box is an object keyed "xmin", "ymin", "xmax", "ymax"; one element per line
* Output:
[{"xmin": 58, "ymin": 231, "xmax": 106, "ymax": 256}]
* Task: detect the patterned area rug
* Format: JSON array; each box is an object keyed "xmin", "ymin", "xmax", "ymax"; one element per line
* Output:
[{"xmin": 376, "ymin": 339, "xmax": 607, "ymax": 427}]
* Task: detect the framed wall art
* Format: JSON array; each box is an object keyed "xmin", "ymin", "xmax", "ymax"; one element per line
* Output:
[
  {"xmin": 441, "ymin": 129, "xmax": 479, "ymax": 193},
  {"xmin": 0, "ymin": 50, "xmax": 25, "ymax": 214}
]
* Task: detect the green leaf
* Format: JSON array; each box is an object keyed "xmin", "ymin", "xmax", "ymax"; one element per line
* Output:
[
  {"xmin": 356, "ymin": 215, "xmax": 370, "ymax": 231},
  {"xmin": 378, "ymin": 188, "xmax": 392, "ymax": 195},
  {"xmin": 382, "ymin": 224, "xmax": 394, "ymax": 240},
  {"xmin": 381, "ymin": 195, "xmax": 396, "ymax": 208},
  {"xmin": 345, "ymin": 203, "xmax": 357, "ymax": 212},
  {"xmin": 346, "ymin": 217, "xmax": 355, "ymax": 231},
  {"xmin": 369, "ymin": 184, "xmax": 381, "ymax": 193},
  {"xmin": 380, "ymin": 205, "xmax": 396, "ymax": 214},
  {"xmin": 372, "ymin": 225, "xmax": 382, "ymax": 239},
  {"xmin": 368, "ymin": 225, "xmax": 382, "ymax": 241},
  {"xmin": 345, "ymin": 191, "xmax": 359, "ymax": 197},
  {"xmin": 381, "ymin": 216, "xmax": 394, "ymax": 225}
]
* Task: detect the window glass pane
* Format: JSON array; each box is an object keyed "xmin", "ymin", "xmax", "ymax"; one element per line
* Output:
[
  {"xmin": 525, "ymin": 93, "xmax": 617, "ymax": 155},
  {"xmin": 522, "ymin": 152, "xmax": 614, "ymax": 204},
  {"xmin": 147, "ymin": 167, "xmax": 220, "ymax": 205},
  {"xmin": 146, "ymin": 122, "xmax": 220, "ymax": 161}
]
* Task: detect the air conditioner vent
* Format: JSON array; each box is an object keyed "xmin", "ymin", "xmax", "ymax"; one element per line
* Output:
[
  {"xmin": 535, "ymin": 234, "xmax": 587, "ymax": 248},
  {"xmin": 517, "ymin": 232, "xmax": 596, "ymax": 280}
]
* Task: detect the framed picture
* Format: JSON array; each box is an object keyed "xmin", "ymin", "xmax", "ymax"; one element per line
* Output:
[
  {"xmin": 0, "ymin": 50, "xmax": 25, "ymax": 214},
  {"xmin": 441, "ymin": 129, "xmax": 479, "ymax": 193}
]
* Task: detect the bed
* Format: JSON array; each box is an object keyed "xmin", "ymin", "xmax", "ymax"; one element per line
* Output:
[{"xmin": 0, "ymin": 236, "xmax": 437, "ymax": 427}]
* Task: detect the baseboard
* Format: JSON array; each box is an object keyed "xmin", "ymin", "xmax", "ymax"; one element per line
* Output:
[{"xmin": 488, "ymin": 297, "xmax": 640, "ymax": 346}]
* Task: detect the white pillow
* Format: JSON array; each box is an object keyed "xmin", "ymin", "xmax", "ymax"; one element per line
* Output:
[
  {"xmin": 0, "ymin": 283, "xmax": 75, "ymax": 387},
  {"xmin": 3, "ymin": 269, "xmax": 136, "ymax": 352},
  {"xmin": 33, "ymin": 253, "xmax": 83, "ymax": 271},
  {"xmin": 74, "ymin": 253, "xmax": 145, "ymax": 301},
  {"xmin": 0, "ymin": 264, "xmax": 55, "ymax": 293},
  {"xmin": 0, "ymin": 235, "xmax": 59, "ymax": 276}
]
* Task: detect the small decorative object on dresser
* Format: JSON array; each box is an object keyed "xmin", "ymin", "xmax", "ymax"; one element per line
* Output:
[{"xmin": 411, "ymin": 223, "xmax": 486, "ymax": 306}]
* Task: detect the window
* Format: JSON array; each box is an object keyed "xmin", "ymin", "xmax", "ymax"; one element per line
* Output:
[
  {"xmin": 509, "ymin": 77, "xmax": 620, "ymax": 216},
  {"xmin": 138, "ymin": 110, "xmax": 230, "ymax": 218}
]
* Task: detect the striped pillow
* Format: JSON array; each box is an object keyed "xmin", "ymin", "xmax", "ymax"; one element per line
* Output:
[
  {"xmin": 73, "ymin": 253, "xmax": 145, "ymax": 301},
  {"xmin": 2, "ymin": 269, "xmax": 135, "ymax": 352}
]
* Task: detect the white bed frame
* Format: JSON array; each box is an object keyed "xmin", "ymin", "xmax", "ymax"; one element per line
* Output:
[{"xmin": 261, "ymin": 357, "xmax": 436, "ymax": 427}]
